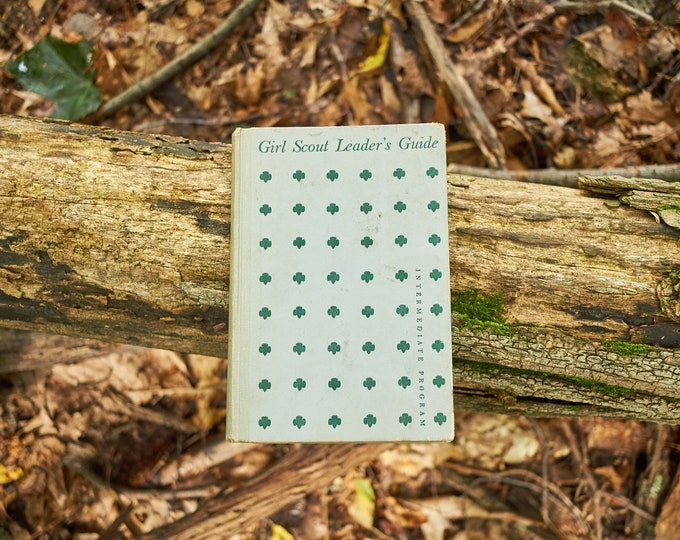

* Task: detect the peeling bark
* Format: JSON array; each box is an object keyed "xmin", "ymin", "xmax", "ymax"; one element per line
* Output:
[{"xmin": 2, "ymin": 115, "xmax": 680, "ymax": 422}]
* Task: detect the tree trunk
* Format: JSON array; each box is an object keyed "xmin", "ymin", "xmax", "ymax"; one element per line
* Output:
[{"xmin": 2, "ymin": 114, "xmax": 679, "ymax": 422}]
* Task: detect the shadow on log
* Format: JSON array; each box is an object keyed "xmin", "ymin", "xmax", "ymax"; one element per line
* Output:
[{"xmin": 1, "ymin": 115, "xmax": 680, "ymax": 422}]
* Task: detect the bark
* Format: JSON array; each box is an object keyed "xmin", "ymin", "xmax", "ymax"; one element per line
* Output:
[{"xmin": 2, "ymin": 115, "xmax": 680, "ymax": 422}]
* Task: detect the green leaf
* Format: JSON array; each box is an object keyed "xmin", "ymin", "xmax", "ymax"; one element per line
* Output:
[{"xmin": 5, "ymin": 36, "xmax": 101, "ymax": 120}]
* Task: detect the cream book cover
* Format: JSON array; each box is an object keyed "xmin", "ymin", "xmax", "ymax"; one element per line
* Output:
[{"xmin": 228, "ymin": 124, "xmax": 453, "ymax": 442}]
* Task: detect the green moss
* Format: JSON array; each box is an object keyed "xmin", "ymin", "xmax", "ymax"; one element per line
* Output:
[
  {"xmin": 604, "ymin": 340, "xmax": 653, "ymax": 357},
  {"xmin": 463, "ymin": 360, "xmax": 638, "ymax": 400},
  {"xmin": 451, "ymin": 288, "xmax": 512, "ymax": 335}
]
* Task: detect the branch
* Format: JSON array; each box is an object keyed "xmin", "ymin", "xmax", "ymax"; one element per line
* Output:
[{"xmin": 98, "ymin": 0, "xmax": 264, "ymax": 117}]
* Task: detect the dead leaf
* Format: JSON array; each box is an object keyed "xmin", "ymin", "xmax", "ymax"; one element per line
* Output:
[
  {"xmin": 625, "ymin": 90, "xmax": 674, "ymax": 124},
  {"xmin": 348, "ymin": 477, "xmax": 375, "ymax": 529}
]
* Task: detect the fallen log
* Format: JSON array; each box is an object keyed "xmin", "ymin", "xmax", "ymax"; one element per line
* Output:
[{"xmin": 2, "ymin": 114, "xmax": 680, "ymax": 422}]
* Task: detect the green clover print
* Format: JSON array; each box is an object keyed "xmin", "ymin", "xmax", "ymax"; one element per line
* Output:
[
  {"xmin": 396, "ymin": 304, "xmax": 409, "ymax": 316},
  {"xmin": 360, "ymin": 169, "xmax": 372, "ymax": 181},
  {"xmin": 360, "ymin": 202, "xmax": 372, "ymax": 214},
  {"xmin": 394, "ymin": 235, "xmax": 407, "ymax": 247},
  {"xmin": 398, "ymin": 376, "xmax": 411, "ymax": 389},
  {"xmin": 328, "ymin": 377, "xmax": 341, "ymax": 390},
  {"xmin": 361, "ymin": 236, "xmax": 373, "ymax": 248},
  {"xmin": 428, "ymin": 234, "xmax": 441, "ymax": 246},
  {"xmin": 328, "ymin": 415, "xmax": 342, "ymax": 428},
  {"xmin": 399, "ymin": 413, "xmax": 412, "ymax": 426},
  {"xmin": 395, "ymin": 269, "xmax": 408, "ymax": 282},
  {"xmin": 327, "ymin": 202, "xmax": 339, "ymax": 215},
  {"xmin": 394, "ymin": 201, "xmax": 406, "ymax": 213},
  {"xmin": 328, "ymin": 341, "xmax": 341, "ymax": 355},
  {"xmin": 258, "ymin": 416, "xmax": 271, "ymax": 429},
  {"xmin": 430, "ymin": 269, "xmax": 442, "ymax": 281},
  {"xmin": 361, "ymin": 306, "xmax": 375, "ymax": 318},
  {"xmin": 432, "ymin": 340, "xmax": 445, "ymax": 352},
  {"xmin": 430, "ymin": 303, "xmax": 443, "ymax": 316},
  {"xmin": 260, "ymin": 238, "xmax": 272, "ymax": 250},
  {"xmin": 293, "ymin": 236, "xmax": 306, "ymax": 249},
  {"xmin": 293, "ymin": 272, "xmax": 305, "ymax": 284},
  {"xmin": 426, "ymin": 166, "xmax": 438, "ymax": 178},
  {"xmin": 258, "ymin": 307, "xmax": 271, "ymax": 319},
  {"xmin": 293, "ymin": 377, "xmax": 306, "ymax": 390},
  {"xmin": 362, "ymin": 341, "xmax": 375, "ymax": 354},
  {"xmin": 293, "ymin": 415, "xmax": 306, "ymax": 428},
  {"xmin": 327, "ymin": 169, "xmax": 339, "ymax": 181},
  {"xmin": 397, "ymin": 340, "xmax": 410, "ymax": 353},
  {"xmin": 393, "ymin": 168, "xmax": 406, "ymax": 179},
  {"xmin": 433, "ymin": 375, "xmax": 446, "ymax": 388},
  {"xmin": 293, "ymin": 342, "xmax": 306, "ymax": 355},
  {"xmin": 327, "ymin": 271, "xmax": 340, "ymax": 284},
  {"xmin": 258, "ymin": 379, "xmax": 271, "ymax": 392},
  {"xmin": 293, "ymin": 306, "xmax": 306, "ymax": 319},
  {"xmin": 427, "ymin": 200, "xmax": 440, "ymax": 212},
  {"xmin": 363, "ymin": 414, "xmax": 377, "ymax": 427},
  {"xmin": 259, "ymin": 204, "xmax": 272, "ymax": 216},
  {"xmin": 361, "ymin": 271, "xmax": 374, "ymax": 283},
  {"xmin": 327, "ymin": 236, "xmax": 340, "ymax": 249},
  {"xmin": 328, "ymin": 305, "xmax": 340, "ymax": 318},
  {"xmin": 434, "ymin": 413, "xmax": 447, "ymax": 425},
  {"xmin": 293, "ymin": 170, "xmax": 305, "ymax": 181},
  {"xmin": 363, "ymin": 377, "xmax": 376, "ymax": 390},
  {"xmin": 259, "ymin": 343, "xmax": 271, "ymax": 356},
  {"xmin": 260, "ymin": 171, "xmax": 272, "ymax": 182},
  {"xmin": 259, "ymin": 272, "xmax": 272, "ymax": 285},
  {"xmin": 292, "ymin": 203, "xmax": 305, "ymax": 215}
]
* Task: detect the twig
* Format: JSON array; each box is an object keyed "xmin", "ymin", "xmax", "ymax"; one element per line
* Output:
[
  {"xmin": 404, "ymin": 0, "xmax": 506, "ymax": 168},
  {"xmin": 448, "ymin": 163, "xmax": 680, "ymax": 188},
  {"xmin": 98, "ymin": 0, "xmax": 265, "ymax": 117}
]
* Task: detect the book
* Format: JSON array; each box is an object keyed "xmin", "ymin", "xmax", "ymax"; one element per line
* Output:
[{"xmin": 228, "ymin": 123, "xmax": 453, "ymax": 442}]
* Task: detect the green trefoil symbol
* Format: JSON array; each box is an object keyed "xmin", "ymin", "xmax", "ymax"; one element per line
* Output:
[
  {"xmin": 327, "ymin": 271, "xmax": 340, "ymax": 284},
  {"xmin": 293, "ymin": 236, "xmax": 306, "ymax": 249},
  {"xmin": 328, "ymin": 415, "xmax": 342, "ymax": 428},
  {"xmin": 362, "ymin": 341, "xmax": 375, "ymax": 354},
  {"xmin": 433, "ymin": 375, "xmax": 446, "ymax": 388},
  {"xmin": 327, "ymin": 305, "xmax": 340, "ymax": 318},
  {"xmin": 293, "ymin": 377, "xmax": 306, "ymax": 390},
  {"xmin": 292, "ymin": 203, "xmax": 305, "ymax": 215},
  {"xmin": 258, "ymin": 307, "xmax": 271, "ymax": 319},
  {"xmin": 362, "ymin": 306, "xmax": 375, "ymax": 318},
  {"xmin": 260, "ymin": 237, "xmax": 272, "ymax": 249},
  {"xmin": 363, "ymin": 377, "xmax": 376, "ymax": 390},
  {"xmin": 293, "ymin": 170, "xmax": 305, "ymax": 181},
  {"xmin": 398, "ymin": 376, "xmax": 411, "ymax": 388},
  {"xmin": 430, "ymin": 303, "xmax": 443, "ymax": 316},
  {"xmin": 327, "ymin": 202, "xmax": 339, "ymax": 215},
  {"xmin": 293, "ymin": 342, "xmax": 306, "ymax": 355},
  {"xmin": 293, "ymin": 415, "xmax": 306, "ymax": 428},
  {"xmin": 427, "ymin": 200, "xmax": 440, "ymax": 212},
  {"xmin": 393, "ymin": 168, "xmax": 406, "ymax": 179},
  {"xmin": 328, "ymin": 377, "xmax": 341, "ymax": 390},
  {"xmin": 363, "ymin": 414, "xmax": 377, "ymax": 427},
  {"xmin": 432, "ymin": 339, "xmax": 445, "ymax": 352},
  {"xmin": 397, "ymin": 340, "xmax": 410, "ymax": 353},
  {"xmin": 360, "ymin": 202, "xmax": 372, "ymax": 214},
  {"xmin": 359, "ymin": 169, "xmax": 372, "ymax": 181},
  {"xmin": 293, "ymin": 272, "xmax": 306, "ymax": 284},
  {"xmin": 327, "ymin": 342, "xmax": 341, "ymax": 355},
  {"xmin": 259, "ymin": 272, "xmax": 272, "ymax": 285},
  {"xmin": 259, "ymin": 204, "xmax": 272, "ymax": 216},
  {"xmin": 258, "ymin": 416, "xmax": 271, "ymax": 429},
  {"xmin": 395, "ymin": 269, "xmax": 408, "ymax": 282},
  {"xmin": 434, "ymin": 413, "xmax": 447, "ymax": 425},
  {"xmin": 394, "ymin": 235, "xmax": 407, "ymax": 247},
  {"xmin": 430, "ymin": 269, "xmax": 442, "ymax": 281},
  {"xmin": 428, "ymin": 234, "xmax": 441, "ymax": 246},
  {"xmin": 399, "ymin": 413, "xmax": 412, "ymax": 426},
  {"xmin": 396, "ymin": 304, "xmax": 409, "ymax": 317},
  {"xmin": 327, "ymin": 236, "xmax": 340, "ymax": 249},
  {"xmin": 361, "ymin": 271, "xmax": 374, "ymax": 283},
  {"xmin": 326, "ymin": 169, "xmax": 339, "ymax": 181},
  {"xmin": 260, "ymin": 171, "xmax": 272, "ymax": 182},
  {"xmin": 258, "ymin": 379, "xmax": 271, "ymax": 392},
  {"xmin": 394, "ymin": 201, "xmax": 406, "ymax": 213},
  {"xmin": 293, "ymin": 306, "xmax": 306, "ymax": 318},
  {"xmin": 426, "ymin": 167, "xmax": 438, "ymax": 178}
]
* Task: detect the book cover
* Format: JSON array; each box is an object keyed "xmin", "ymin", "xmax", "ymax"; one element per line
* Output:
[{"xmin": 228, "ymin": 124, "xmax": 453, "ymax": 442}]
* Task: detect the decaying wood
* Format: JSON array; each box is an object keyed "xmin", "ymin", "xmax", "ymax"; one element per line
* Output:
[{"xmin": 2, "ymin": 114, "xmax": 680, "ymax": 422}]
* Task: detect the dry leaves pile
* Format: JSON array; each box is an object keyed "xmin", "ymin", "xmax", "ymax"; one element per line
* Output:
[
  {"xmin": 1, "ymin": 0, "xmax": 680, "ymax": 171},
  {"xmin": 3, "ymin": 0, "xmax": 680, "ymax": 538}
]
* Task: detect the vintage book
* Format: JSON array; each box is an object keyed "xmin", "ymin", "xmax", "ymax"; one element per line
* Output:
[{"xmin": 228, "ymin": 124, "xmax": 453, "ymax": 442}]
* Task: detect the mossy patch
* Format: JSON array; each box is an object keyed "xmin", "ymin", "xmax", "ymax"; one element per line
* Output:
[
  {"xmin": 604, "ymin": 340, "xmax": 653, "ymax": 357},
  {"xmin": 451, "ymin": 288, "xmax": 512, "ymax": 335}
]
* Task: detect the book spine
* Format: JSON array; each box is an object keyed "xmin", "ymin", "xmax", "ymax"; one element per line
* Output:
[{"xmin": 226, "ymin": 128, "xmax": 249, "ymax": 441}]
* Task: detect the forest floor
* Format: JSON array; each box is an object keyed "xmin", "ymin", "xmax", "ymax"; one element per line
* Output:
[{"xmin": 2, "ymin": 0, "xmax": 680, "ymax": 538}]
